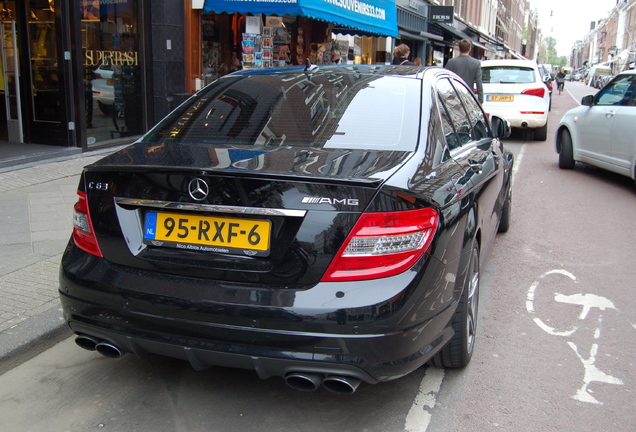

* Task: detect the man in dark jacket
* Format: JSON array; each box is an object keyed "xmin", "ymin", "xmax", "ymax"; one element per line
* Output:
[{"xmin": 445, "ymin": 39, "xmax": 483, "ymax": 103}]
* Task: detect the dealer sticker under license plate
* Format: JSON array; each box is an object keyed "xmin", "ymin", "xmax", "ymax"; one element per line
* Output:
[{"xmin": 143, "ymin": 211, "xmax": 271, "ymax": 256}]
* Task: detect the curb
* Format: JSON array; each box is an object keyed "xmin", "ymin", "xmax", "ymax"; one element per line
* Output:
[{"xmin": 0, "ymin": 305, "xmax": 72, "ymax": 376}]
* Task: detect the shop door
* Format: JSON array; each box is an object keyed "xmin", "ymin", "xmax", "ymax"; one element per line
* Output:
[
  {"xmin": 1, "ymin": 20, "xmax": 22, "ymax": 142},
  {"xmin": 25, "ymin": 0, "xmax": 71, "ymax": 146}
]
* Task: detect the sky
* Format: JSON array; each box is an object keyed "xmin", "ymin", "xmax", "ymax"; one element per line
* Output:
[{"xmin": 529, "ymin": 0, "xmax": 618, "ymax": 57}]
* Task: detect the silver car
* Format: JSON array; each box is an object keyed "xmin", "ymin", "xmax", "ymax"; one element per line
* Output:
[{"xmin": 556, "ymin": 70, "xmax": 636, "ymax": 184}]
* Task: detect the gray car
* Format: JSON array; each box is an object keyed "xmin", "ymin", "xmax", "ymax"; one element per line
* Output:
[{"xmin": 556, "ymin": 70, "xmax": 636, "ymax": 185}]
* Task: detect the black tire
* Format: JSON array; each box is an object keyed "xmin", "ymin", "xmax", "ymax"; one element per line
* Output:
[
  {"xmin": 558, "ymin": 129, "xmax": 575, "ymax": 169},
  {"xmin": 431, "ymin": 243, "xmax": 480, "ymax": 368},
  {"xmin": 534, "ymin": 122, "xmax": 548, "ymax": 141},
  {"xmin": 98, "ymin": 101, "xmax": 112, "ymax": 115},
  {"xmin": 498, "ymin": 185, "xmax": 511, "ymax": 233}
]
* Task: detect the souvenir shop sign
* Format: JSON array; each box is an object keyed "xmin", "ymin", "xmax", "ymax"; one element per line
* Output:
[{"xmin": 202, "ymin": 0, "xmax": 398, "ymax": 37}]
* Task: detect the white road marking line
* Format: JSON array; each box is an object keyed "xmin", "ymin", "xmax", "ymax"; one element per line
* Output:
[
  {"xmin": 511, "ymin": 142, "xmax": 524, "ymax": 183},
  {"xmin": 568, "ymin": 341, "xmax": 624, "ymax": 405},
  {"xmin": 405, "ymin": 366, "xmax": 445, "ymax": 432}
]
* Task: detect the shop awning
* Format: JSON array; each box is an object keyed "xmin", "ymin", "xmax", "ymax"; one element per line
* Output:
[
  {"xmin": 434, "ymin": 23, "xmax": 490, "ymax": 51},
  {"xmin": 438, "ymin": 23, "xmax": 470, "ymax": 41},
  {"xmin": 202, "ymin": 0, "xmax": 398, "ymax": 37}
]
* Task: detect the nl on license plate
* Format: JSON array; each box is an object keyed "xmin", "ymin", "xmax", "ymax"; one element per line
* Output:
[
  {"xmin": 143, "ymin": 211, "xmax": 271, "ymax": 256},
  {"xmin": 487, "ymin": 95, "xmax": 514, "ymax": 102}
]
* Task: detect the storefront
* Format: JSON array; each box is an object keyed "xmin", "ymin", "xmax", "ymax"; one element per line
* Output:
[
  {"xmin": 0, "ymin": 0, "xmax": 147, "ymax": 150},
  {"xmin": 1, "ymin": 1, "xmax": 396, "ymax": 157},
  {"xmin": 394, "ymin": 0, "xmax": 442, "ymax": 66},
  {"xmin": 189, "ymin": 0, "xmax": 398, "ymax": 90}
]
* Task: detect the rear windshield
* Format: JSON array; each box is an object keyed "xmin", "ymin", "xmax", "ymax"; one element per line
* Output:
[
  {"xmin": 142, "ymin": 70, "xmax": 421, "ymax": 151},
  {"xmin": 482, "ymin": 66, "xmax": 537, "ymax": 84}
]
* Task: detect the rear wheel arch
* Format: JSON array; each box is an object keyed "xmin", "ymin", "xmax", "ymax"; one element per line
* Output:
[{"xmin": 430, "ymin": 239, "xmax": 481, "ymax": 368}]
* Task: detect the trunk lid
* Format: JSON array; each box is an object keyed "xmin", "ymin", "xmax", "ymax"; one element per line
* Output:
[{"xmin": 82, "ymin": 142, "xmax": 413, "ymax": 286}]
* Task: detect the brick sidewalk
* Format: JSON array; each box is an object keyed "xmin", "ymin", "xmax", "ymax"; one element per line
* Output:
[{"xmin": 0, "ymin": 147, "xmax": 124, "ymax": 364}]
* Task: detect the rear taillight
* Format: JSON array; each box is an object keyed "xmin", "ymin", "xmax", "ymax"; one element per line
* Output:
[
  {"xmin": 72, "ymin": 191, "xmax": 103, "ymax": 257},
  {"xmin": 321, "ymin": 208, "xmax": 439, "ymax": 282},
  {"xmin": 521, "ymin": 87, "xmax": 546, "ymax": 98}
]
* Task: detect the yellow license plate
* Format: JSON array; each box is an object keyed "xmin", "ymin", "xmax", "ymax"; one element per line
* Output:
[
  {"xmin": 143, "ymin": 211, "xmax": 271, "ymax": 256},
  {"xmin": 106, "ymin": 79, "xmax": 115, "ymax": 85},
  {"xmin": 488, "ymin": 95, "xmax": 514, "ymax": 102}
]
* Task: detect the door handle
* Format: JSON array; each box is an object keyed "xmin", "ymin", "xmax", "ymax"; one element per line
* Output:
[{"xmin": 606, "ymin": 110, "xmax": 615, "ymax": 118}]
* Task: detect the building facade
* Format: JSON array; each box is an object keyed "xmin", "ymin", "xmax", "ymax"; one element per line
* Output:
[
  {"xmin": 569, "ymin": 0, "xmax": 636, "ymax": 72},
  {"xmin": 1, "ymin": 0, "xmax": 539, "ymax": 161}
]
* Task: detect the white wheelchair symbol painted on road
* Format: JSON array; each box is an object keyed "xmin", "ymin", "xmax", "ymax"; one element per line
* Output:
[{"xmin": 526, "ymin": 269, "xmax": 624, "ymax": 405}]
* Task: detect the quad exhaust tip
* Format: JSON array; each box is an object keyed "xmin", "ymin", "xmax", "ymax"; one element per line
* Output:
[
  {"xmin": 284, "ymin": 372, "xmax": 323, "ymax": 392},
  {"xmin": 285, "ymin": 372, "xmax": 362, "ymax": 394},
  {"xmin": 74, "ymin": 334, "xmax": 100, "ymax": 351},
  {"xmin": 321, "ymin": 375, "xmax": 361, "ymax": 395},
  {"xmin": 95, "ymin": 342, "xmax": 123, "ymax": 358},
  {"xmin": 75, "ymin": 335, "xmax": 123, "ymax": 358}
]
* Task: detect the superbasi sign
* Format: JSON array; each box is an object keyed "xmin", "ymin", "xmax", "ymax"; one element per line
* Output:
[
  {"xmin": 85, "ymin": 50, "xmax": 139, "ymax": 67},
  {"xmin": 429, "ymin": 5, "xmax": 453, "ymax": 24}
]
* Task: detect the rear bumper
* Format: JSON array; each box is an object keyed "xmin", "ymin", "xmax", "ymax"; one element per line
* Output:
[
  {"xmin": 59, "ymin": 242, "xmax": 459, "ymax": 384},
  {"xmin": 484, "ymin": 109, "xmax": 548, "ymax": 129}
]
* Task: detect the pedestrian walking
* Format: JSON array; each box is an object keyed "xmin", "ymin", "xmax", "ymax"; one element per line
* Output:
[
  {"xmin": 392, "ymin": 44, "xmax": 413, "ymax": 66},
  {"xmin": 445, "ymin": 39, "xmax": 483, "ymax": 103}
]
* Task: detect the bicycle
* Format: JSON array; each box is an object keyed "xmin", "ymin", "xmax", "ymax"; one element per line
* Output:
[{"xmin": 556, "ymin": 78, "xmax": 565, "ymax": 95}]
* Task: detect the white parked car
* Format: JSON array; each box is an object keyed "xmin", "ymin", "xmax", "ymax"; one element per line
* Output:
[
  {"xmin": 556, "ymin": 70, "xmax": 636, "ymax": 184},
  {"xmin": 481, "ymin": 59, "xmax": 551, "ymax": 141},
  {"xmin": 91, "ymin": 63, "xmax": 115, "ymax": 115}
]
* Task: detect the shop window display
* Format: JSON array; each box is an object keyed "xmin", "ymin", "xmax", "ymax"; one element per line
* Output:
[
  {"xmin": 81, "ymin": 0, "xmax": 142, "ymax": 144},
  {"xmin": 200, "ymin": 13, "xmax": 359, "ymax": 85}
]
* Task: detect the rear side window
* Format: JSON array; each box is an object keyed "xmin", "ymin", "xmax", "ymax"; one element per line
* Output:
[
  {"xmin": 451, "ymin": 79, "xmax": 490, "ymax": 141},
  {"xmin": 142, "ymin": 72, "xmax": 421, "ymax": 151},
  {"xmin": 437, "ymin": 78, "xmax": 471, "ymax": 148},
  {"xmin": 482, "ymin": 66, "xmax": 536, "ymax": 84}
]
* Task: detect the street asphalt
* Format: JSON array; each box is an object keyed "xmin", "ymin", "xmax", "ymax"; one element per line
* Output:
[{"xmin": 0, "ymin": 145, "xmax": 127, "ymax": 374}]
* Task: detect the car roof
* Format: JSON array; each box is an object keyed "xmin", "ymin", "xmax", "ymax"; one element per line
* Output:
[
  {"xmin": 481, "ymin": 59, "xmax": 539, "ymax": 69},
  {"xmin": 229, "ymin": 64, "xmax": 434, "ymax": 79}
]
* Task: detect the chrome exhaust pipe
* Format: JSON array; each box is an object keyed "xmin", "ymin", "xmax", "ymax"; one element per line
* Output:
[
  {"xmin": 284, "ymin": 372, "xmax": 323, "ymax": 392},
  {"xmin": 322, "ymin": 375, "xmax": 361, "ymax": 395},
  {"xmin": 95, "ymin": 341, "xmax": 123, "ymax": 358},
  {"xmin": 75, "ymin": 334, "xmax": 100, "ymax": 351}
]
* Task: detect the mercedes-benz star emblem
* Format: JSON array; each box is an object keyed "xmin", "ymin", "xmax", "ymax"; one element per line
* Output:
[{"xmin": 188, "ymin": 178, "xmax": 209, "ymax": 201}]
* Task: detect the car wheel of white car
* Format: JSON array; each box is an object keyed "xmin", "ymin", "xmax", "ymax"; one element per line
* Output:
[
  {"xmin": 534, "ymin": 122, "xmax": 548, "ymax": 141},
  {"xmin": 431, "ymin": 243, "xmax": 480, "ymax": 368},
  {"xmin": 98, "ymin": 101, "xmax": 112, "ymax": 116},
  {"xmin": 558, "ymin": 129, "xmax": 575, "ymax": 169}
]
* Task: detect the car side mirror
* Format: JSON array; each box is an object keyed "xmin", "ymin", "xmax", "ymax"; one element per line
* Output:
[
  {"xmin": 491, "ymin": 116, "xmax": 511, "ymax": 139},
  {"xmin": 581, "ymin": 95, "xmax": 594, "ymax": 106}
]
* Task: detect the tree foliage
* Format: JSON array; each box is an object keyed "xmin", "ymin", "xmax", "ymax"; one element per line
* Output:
[{"xmin": 539, "ymin": 37, "xmax": 560, "ymax": 65}]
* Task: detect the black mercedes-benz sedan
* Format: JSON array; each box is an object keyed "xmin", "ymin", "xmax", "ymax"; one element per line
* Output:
[{"xmin": 60, "ymin": 64, "xmax": 513, "ymax": 395}]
